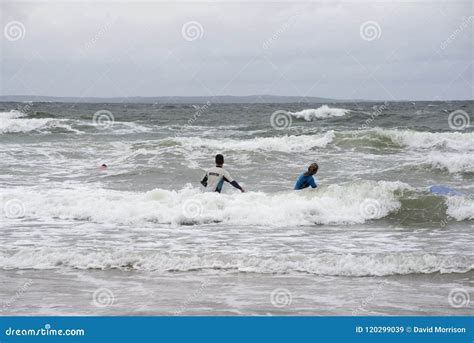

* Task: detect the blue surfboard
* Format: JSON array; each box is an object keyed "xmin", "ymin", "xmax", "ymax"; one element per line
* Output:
[{"xmin": 429, "ymin": 185, "xmax": 463, "ymax": 196}]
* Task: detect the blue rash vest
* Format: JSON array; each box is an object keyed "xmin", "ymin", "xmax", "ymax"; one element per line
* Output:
[{"xmin": 294, "ymin": 174, "xmax": 317, "ymax": 190}]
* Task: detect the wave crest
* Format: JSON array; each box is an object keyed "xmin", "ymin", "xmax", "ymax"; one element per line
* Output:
[
  {"xmin": 289, "ymin": 105, "xmax": 350, "ymax": 121},
  {"xmin": 0, "ymin": 110, "xmax": 81, "ymax": 134},
  {"xmin": 175, "ymin": 131, "xmax": 335, "ymax": 152},
  {"xmin": 371, "ymin": 128, "xmax": 474, "ymax": 151},
  {"xmin": 424, "ymin": 152, "xmax": 474, "ymax": 174},
  {"xmin": 0, "ymin": 110, "xmax": 26, "ymax": 119},
  {"xmin": 0, "ymin": 181, "xmax": 414, "ymax": 226},
  {"xmin": 0, "ymin": 248, "xmax": 471, "ymax": 276}
]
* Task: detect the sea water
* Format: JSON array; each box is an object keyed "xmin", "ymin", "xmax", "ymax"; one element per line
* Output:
[{"xmin": 0, "ymin": 101, "xmax": 472, "ymax": 315}]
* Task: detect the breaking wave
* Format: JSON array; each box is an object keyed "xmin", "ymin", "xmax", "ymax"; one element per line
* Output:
[
  {"xmin": 0, "ymin": 248, "xmax": 471, "ymax": 276},
  {"xmin": 175, "ymin": 131, "xmax": 335, "ymax": 152},
  {"xmin": 0, "ymin": 110, "xmax": 79, "ymax": 134},
  {"xmin": 173, "ymin": 128, "xmax": 473, "ymax": 154},
  {"xmin": 363, "ymin": 129, "xmax": 473, "ymax": 151},
  {"xmin": 0, "ymin": 110, "xmax": 152, "ymax": 135},
  {"xmin": 424, "ymin": 152, "xmax": 474, "ymax": 174},
  {"xmin": 289, "ymin": 105, "xmax": 350, "ymax": 121},
  {"xmin": 1, "ymin": 181, "xmax": 472, "ymax": 226}
]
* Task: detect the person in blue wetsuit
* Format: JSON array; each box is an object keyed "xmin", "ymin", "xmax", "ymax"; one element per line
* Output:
[{"xmin": 294, "ymin": 163, "xmax": 319, "ymax": 190}]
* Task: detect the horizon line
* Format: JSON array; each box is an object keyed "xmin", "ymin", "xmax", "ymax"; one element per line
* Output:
[{"xmin": 1, "ymin": 94, "xmax": 470, "ymax": 102}]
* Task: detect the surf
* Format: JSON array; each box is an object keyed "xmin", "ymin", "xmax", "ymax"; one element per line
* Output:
[
  {"xmin": 2, "ymin": 181, "xmax": 472, "ymax": 227},
  {"xmin": 1, "ymin": 248, "xmax": 472, "ymax": 276},
  {"xmin": 288, "ymin": 105, "xmax": 350, "ymax": 121}
]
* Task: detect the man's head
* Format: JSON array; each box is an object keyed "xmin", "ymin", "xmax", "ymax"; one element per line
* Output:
[
  {"xmin": 306, "ymin": 162, "xmax": 319, "ymax": 176},
  {"xmin": 215, "ymin": 154, "xmax": 224, "ymax": 166}
]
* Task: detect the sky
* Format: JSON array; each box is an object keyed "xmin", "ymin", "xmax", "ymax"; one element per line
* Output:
[{"xmin": 1, "ymin": 0, "xmax": 473, "ymax": 100}]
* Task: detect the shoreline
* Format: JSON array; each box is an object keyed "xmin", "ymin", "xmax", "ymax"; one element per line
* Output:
[{"xmin": 1, "ymin": 269, "xmax": 472, "ymax": 316}]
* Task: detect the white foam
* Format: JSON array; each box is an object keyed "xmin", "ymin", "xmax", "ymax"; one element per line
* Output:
[
  {"xmin": 112, "ymin": 121, "xmax": 152, "ymax": 134},
  {"xmin": 0, "ymin": 110, "xmax": 79, "ymax": 134},
  {"xmin": 0, "ymin": 110, "xmax": 26, "ymax": 119},
  {"xmin": 81, "ymin": 120, "xmax": 152, "ymax": 134},
  {"xmin": 175, "ymin": 131, "xmax": 335, "ymax": 152},
  {"xmin": 373, "ymin": 128, "xmax": 474, "ymax": 151},
  {"xmin": 446, "ymin": 196, "xmax": 474, "ymax": 221},
  {"xmin": 0, "ymin": 180, "xmax": 407, "ymax": 227},
  {"xmin": 425, "ymin": 152, "xmax": 474, "ymax": 174},
  {"xmin": 0, "ymin": 248, "xmax": 471, "ymax": 276},
  {"xmin": 0, "ymin": 118, "xmax": 59, "ymax": 134},
  {"xmin": 289, "ymin": 105, "xmax": 350, "ymax": 121}
]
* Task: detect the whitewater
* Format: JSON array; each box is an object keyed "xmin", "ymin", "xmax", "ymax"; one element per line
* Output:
[{"xmin": 0, "ymin": 101, "xmax": 473, "ymax": 315}]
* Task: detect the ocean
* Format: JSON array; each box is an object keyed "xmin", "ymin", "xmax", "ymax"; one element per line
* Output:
[{"xmin": 0, "ymin": 101, "xmax": 472, "ymax": 315}]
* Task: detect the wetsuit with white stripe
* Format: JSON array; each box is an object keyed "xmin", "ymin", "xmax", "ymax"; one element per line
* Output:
[{"xmin": 200, "ymin": 166, "xmax": 243, "ymax": 193}]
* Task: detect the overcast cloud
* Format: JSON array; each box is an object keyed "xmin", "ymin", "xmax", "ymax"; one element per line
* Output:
[{"xmin": 1, "ymin": 0, "xmax": 472, "ymax": 100}]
